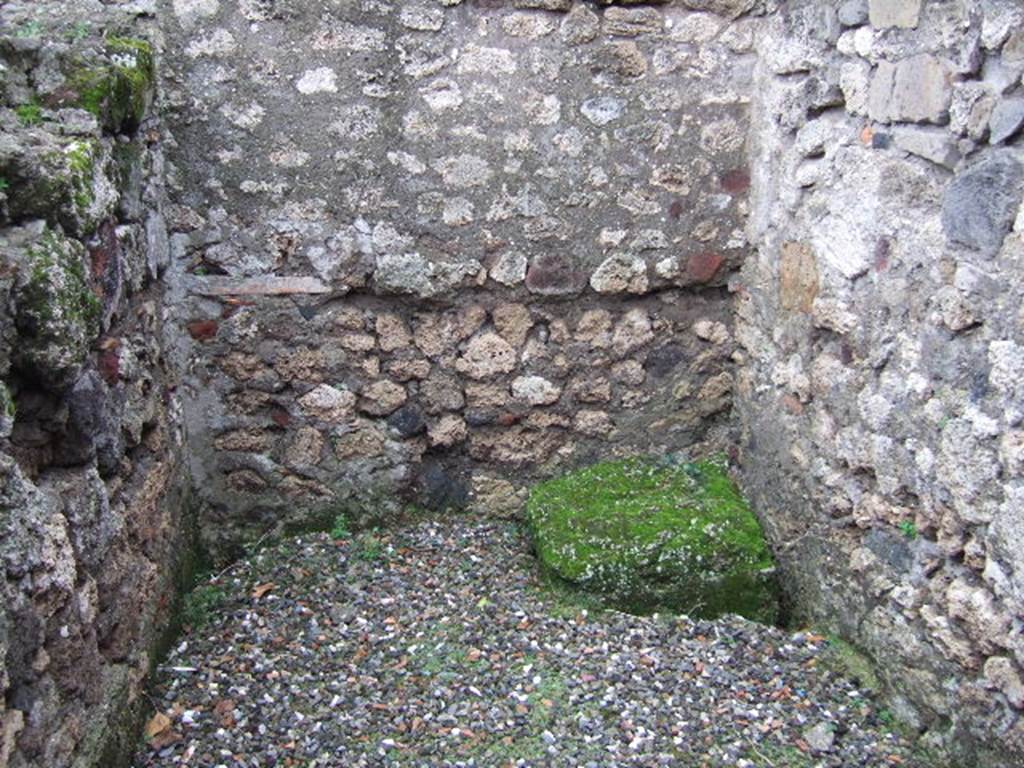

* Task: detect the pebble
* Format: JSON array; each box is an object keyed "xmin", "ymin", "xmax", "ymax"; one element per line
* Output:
[{"xmin": 135, "ymin": 520, "xmax": 927, "ymax": 768}]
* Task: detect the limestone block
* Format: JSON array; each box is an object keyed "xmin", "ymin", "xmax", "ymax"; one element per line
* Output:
[
  {"xmin": 574, "ymin": 409, "xmax": 614, "ymax": 437},
  {"xmin": 679, "ymin": 0, "xmax": 757, "ymax": 19},
  {"xmin": 869, "ymin": 55, "xmax": 951, "ymax": 124},
  {"xmin": 286, "ymin": 427, "xmax": 325, "ymax": 469},
  {"xmin": 611, "ymin": 308, "xmax": 654, "ymax": 357},
  {"xmin": 602, "ymin": 7, "xmax": 663, "ymax": 37},
  {"xmin": 376, "ymin": 313, "xmax": 412, "ymax": 352},
  {"xmin": 421, "ymin": 374, "xmax": 465, "ymax": 413},
  {"xmin": 947, "ymin": 579, "xmax": 1011, "ymax": 653},
  {"xmin": 514, "ymin": 0, "xmax": 571, "ymax": 11},
  {"xmin": 560, "ymin": 4, "xmax": 599, "ymax": 45},
  {"xmin": 984, "ymin": 657, "xmax": 1024, "ymax": 709},
  {"xmin": 868, "ymin": 0, "xmax": 921, "ymax": 28}
]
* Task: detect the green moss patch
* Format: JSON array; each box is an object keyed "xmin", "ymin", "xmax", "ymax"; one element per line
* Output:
[
  {"xmin": 15, "ymin": 101, "xmax": 44, "ymax": 126},
  {"xmin": 527, "ymin": 455, "xmax": 779, "ymax": 622},
  {"xmin": 65, "ymin": 37, "xmax": 154, "ymax": 133},
  {"xmin": 63, "ymin": 139, "xmax": 99, "ymax": 220}
]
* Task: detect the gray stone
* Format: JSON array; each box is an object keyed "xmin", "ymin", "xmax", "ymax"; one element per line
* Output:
[
  {"xmin": 869, "ymin": 0, "xmax": 921, "ymax": 28},
  {"xmin": 869, "ymin": 55, "xmax": 952, "ymax": 124},
  {"xmin": 387, "ymin": 405, "xmax": 426, "ymax": 438},
  {"xmin": 418, "ymin": 462, "xmax": 469, "ymax": 511},
  {"xmin": 678, "ymin": 0, "xmax": 757, "ymax": 19},
  {"xmin": 989, "ymin": 98, "xmax": 1024, "ymax": 144},
  {"xmin": 489, "ymin": 251, "xmax": 528, "ymax": 287},
  {"xmin": 511, "ymin": 375, "xmax": 562, "ymax": 406},
  {"xmin": 514, "ymin": 0, "xmax": 571, "ymax": 10},
  {"xmin": 374, "ymin": 253, "xmax": 481, "ymax": 298},
  {"xmin": 838, "ymin": 0, "xmax": 868, "ymax": 27},
  {"xmin": 65, "ymin": 371, "xmax": 124, "ymax": 474},
  {"xmin": 892, "ymin": 127, "xmax": 961, "ymax": 169},
  {"xmin": 803, "ymin": 722, "xmax": 836, "ymax": 753},
  {"xmin": 941, "ymin": 153, "xmax": 1024, "ymax": 255},
  {"xmin": 590, "ymin": 254, "xmax": 649, "ymax": 294},
  {"xmin": 581, "ymin": 96, "xmax": 626, "ymax": 126}
]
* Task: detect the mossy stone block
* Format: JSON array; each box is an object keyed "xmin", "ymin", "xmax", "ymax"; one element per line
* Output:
[
  {"xmin": 64, "ymin": 37, "xmax": 155, "ymax": 134},
  {"xmin": 14, "ymin": 226, "xmax": 101, "ymax": 389},
  {"xmin": 527, "ymin": 456, "xmax": 780, "ymax": 622}
]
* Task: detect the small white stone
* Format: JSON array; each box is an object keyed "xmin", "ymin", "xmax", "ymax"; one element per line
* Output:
[
  {"xmin": 511, "ymin": 375, "xmax": 562, "ymax": 406},
  {"xmin": 296, "ymin": 67, "xmax": 338, "ymax": 94},
  {"xmin": 490, "ymin": 251, "xmax": 528, "ymax": 286}
]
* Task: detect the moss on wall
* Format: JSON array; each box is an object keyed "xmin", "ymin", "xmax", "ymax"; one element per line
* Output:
[
  {"xmin": 16, "ymin": 226, "xmax": 101, "ymax": 385},
  {"xmin": 66, "ymin": 37, "xmax": 154, "ymax": 133}
]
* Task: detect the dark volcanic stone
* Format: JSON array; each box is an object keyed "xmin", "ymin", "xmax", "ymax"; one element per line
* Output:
[
  {"xmin": 525, "ymin": 254, "xmax": 585, "ymax": 296},
  {"xmin": 941, "ymin": 152, "xmax": 1024, "ymax": 256},
  {"xmin": 387, "ymin": 404, "xmax": 426, "ymax": 438},
  {"xmin": 645, "ymin": 343, "xmax": 687, "ymax": 378},
  {"xmin": 864, "ymin": 529, "xmax": 912, "ymax": 573},
  {"xmin": 464, "ymin": 410, "xmax": 495, "ymax": 427},
  {"xmin": 418, "ymin": 463, "xmax": 469, "ymax": 511}
]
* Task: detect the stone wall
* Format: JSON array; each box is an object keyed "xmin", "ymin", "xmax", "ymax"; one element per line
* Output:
[
  {"xmin": 736, "ymin": 0, "xmax": 1024, "ymax": 764},
  {"xmin": 2, "ymin": 1, "xmax": 1023, "ymax": 767},
  {"xmin": 162, "ymin": 0, "xmax": 756, "ymax": 555},
  {"xmin": 0, "ymin": 4, "xmax": 191, "ymax": 766}
]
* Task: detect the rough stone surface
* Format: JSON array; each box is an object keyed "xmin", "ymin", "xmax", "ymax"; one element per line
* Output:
[
  {"xmin": 868, "ymin": 0, "xmax": 922, "ymax": 29},
  {"xmin": 941, "ymin": 153, "xmax": 1024, "ymax": 255},
  {"xmin": 739, "ymin": 4, "xmax": 1024, "ymax": 766},
  {"xmin": 869, "ymin": 55, "xmax": 952, "ymax": 125},
  {"xmin": 0, "ymin": 9, "xmax": 189, "ymax": 768},
  {"xmin": 511, "ymin": 375, "xmax": 562, "ymax": 406},
  {"xmin": 989, "ymin": 97, "xmax": 1024, "ymax": 145},
  {"xmin": 2, "ymin": 1, "xmax": 1022, "ymax": 767}
]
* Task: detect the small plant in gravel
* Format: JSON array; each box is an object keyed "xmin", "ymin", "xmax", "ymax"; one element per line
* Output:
[
  {"xmin": 330, "ymin": 512, "xmax": 351, "ymax": 540},
  {"xmin": 0, "ymin": 178, "xmax": 9, "ymax": 193},
  {"xmin": 527, "ymin": 454, "xmax": 779, "ymax": 622},
  {"xmin": 356, "ymin": 530, "xmax": 385, "ymax": 562},
  {"xmin": 899, "ymin": 520, "xmax": 918, "ymax": 540},
  {"xmin": 181, "ymin": 582, "xmax": 226, "ymax": 630},
  {"xmin": 743, "ymin": 740, "xmax": 816, "ymax": 767}
]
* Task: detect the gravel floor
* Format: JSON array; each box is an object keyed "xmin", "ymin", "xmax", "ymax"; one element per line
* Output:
[{"xmin": 135, "ymin": 519, "xmax": 927, "ymax": 768}]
